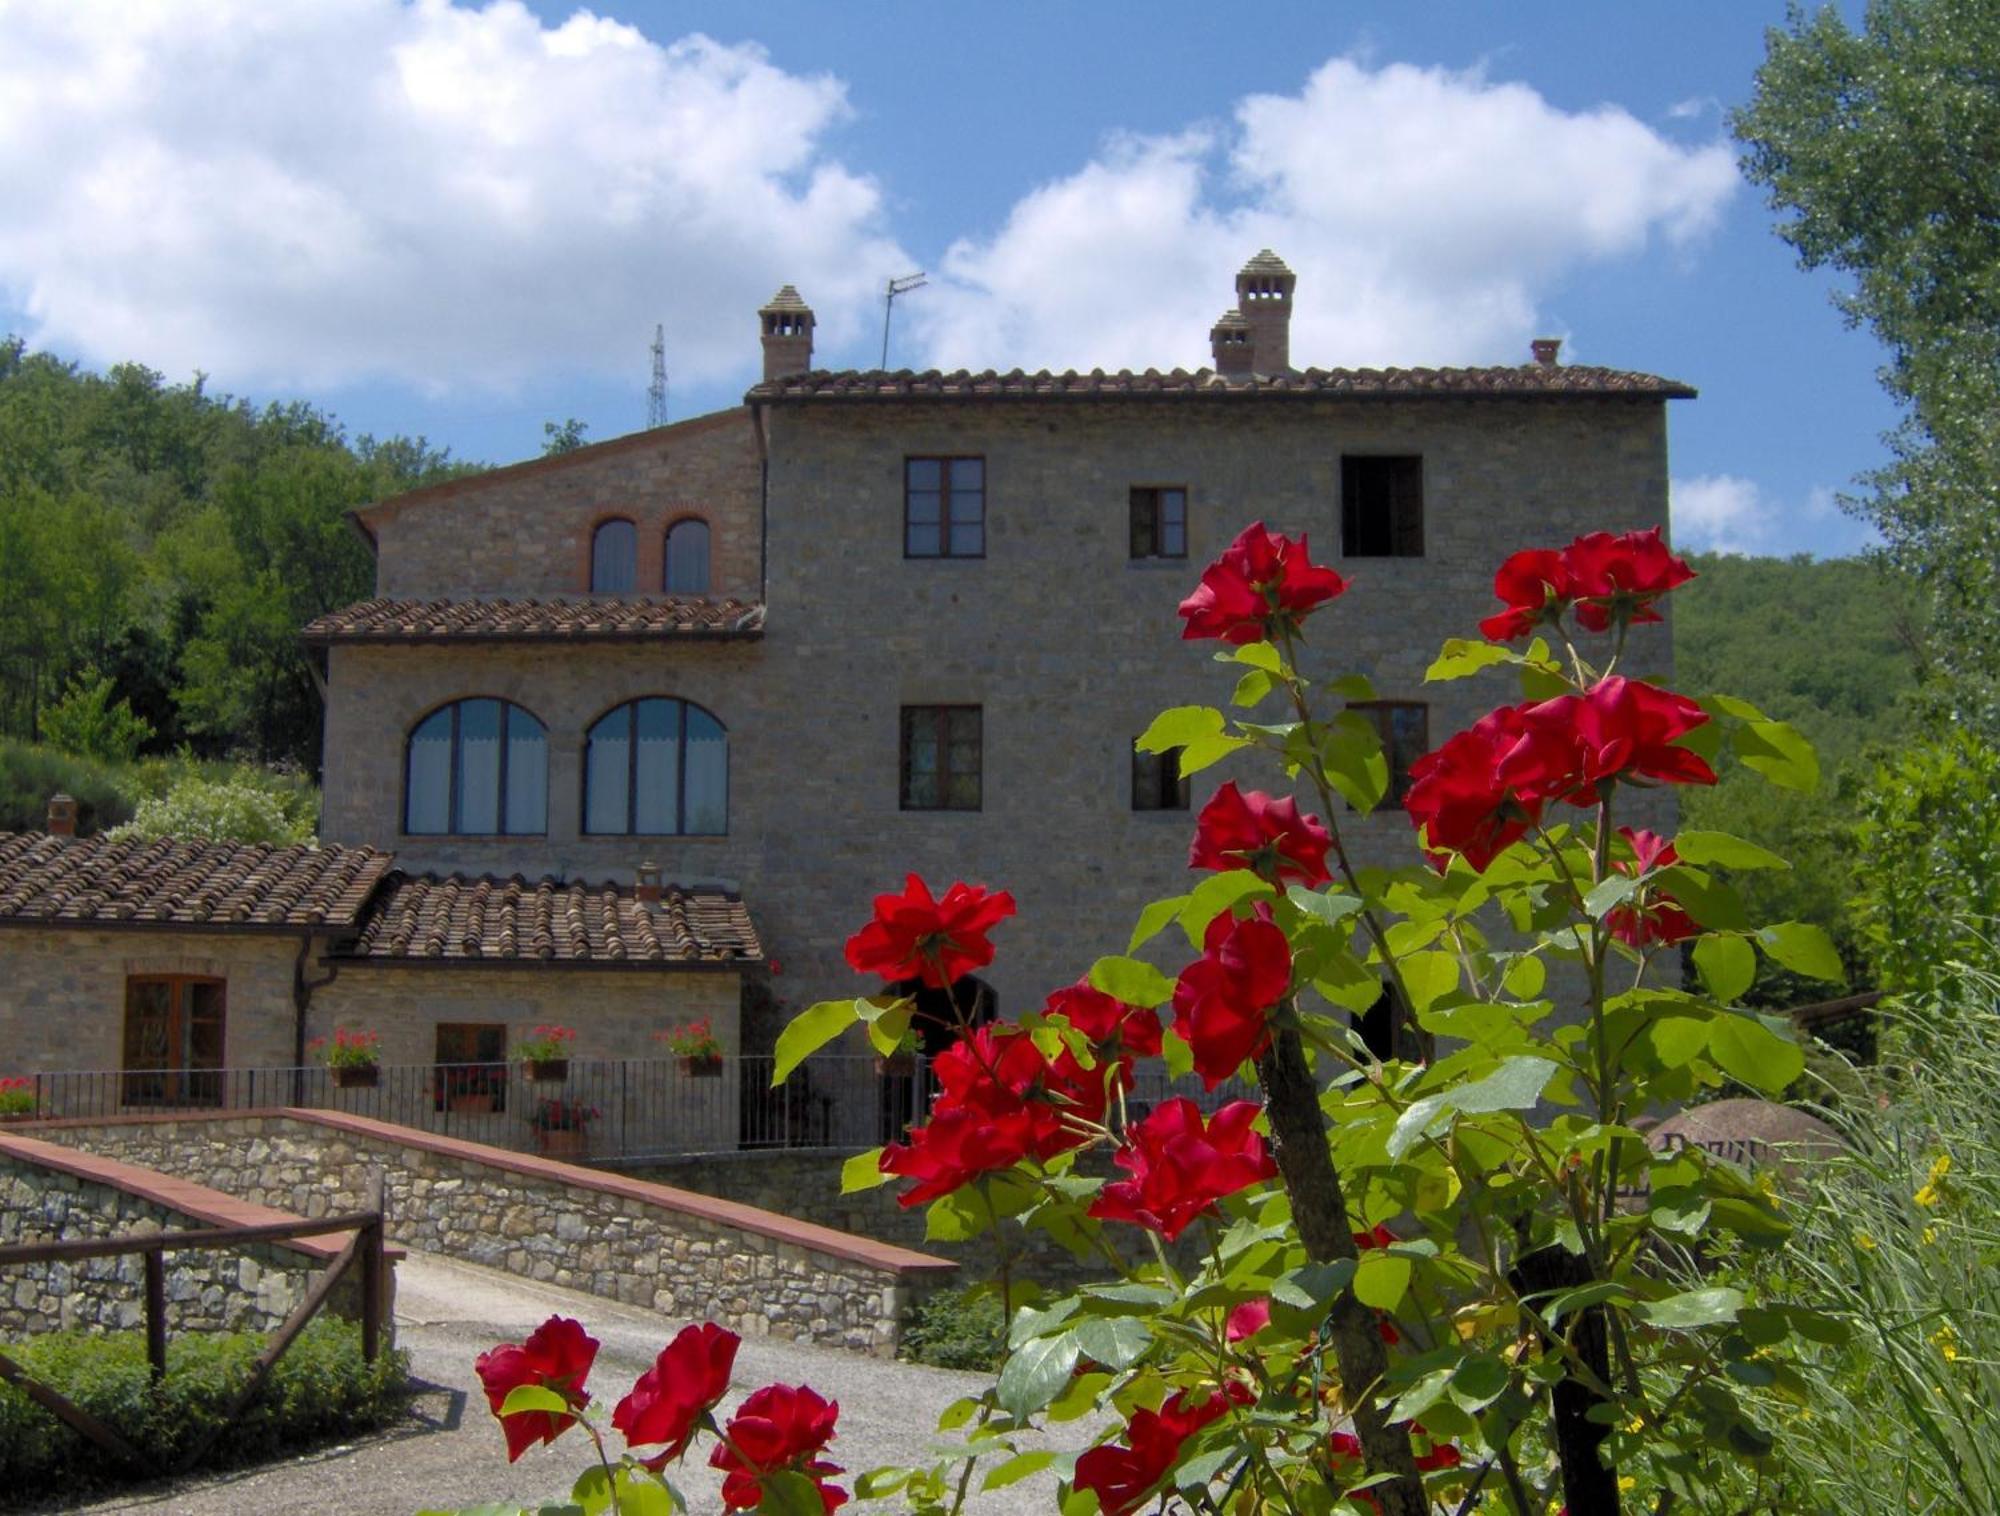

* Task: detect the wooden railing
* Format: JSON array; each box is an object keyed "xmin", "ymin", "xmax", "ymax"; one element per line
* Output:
[{"xmin": 0, "ymin": 1175, "xmax": 388, "ymax": 1475}]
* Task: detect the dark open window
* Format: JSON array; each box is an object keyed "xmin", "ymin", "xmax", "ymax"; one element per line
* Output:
[
  {"xmin": 591, "ymin": 518, "xmax": 638, "ymax": 592},
  {"xmin": 1347, "ymin": 700, "xmax": 1429, "ymax": 805},
  {"xmin": 435, "ymin": 1023, "xmax": 507, "ymax": 1113},
  {"xmin": 122, "ymin": 976, "xmax": 224, "ymax": 1107},
  {"xmin": 1131, "ymin": 743, "xmax": 1191, "ymax": 811},
  {"xmin": 901, "ymin": 705, "xmax": 982, "ymax": 810},
  {"xmin": 665, "ymin": 519, "xmax": 711, "ymax": 594},
  {"xmin": 1341, "ymin": 456, "xmax": 1424, "ymax": 557},
  {"xmin": 905, "ymin": 458, "xmax": 985, "ymax": 558},
  {"xmin": 404, "ymin": 698, "xmax": 548, "ymax": 836},
  {"xmin": 1129, "ymin": 487, "xmax": 1188, "ymax": 559},
  {"xmin": 583, "ymin": 697, "xmax": 727, "ymax": 835}
]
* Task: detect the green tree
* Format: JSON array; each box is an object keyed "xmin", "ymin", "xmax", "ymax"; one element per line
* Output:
[
  {"xmin": 39, "ymin": 668, "xmax": 153, "ymax": 763},
  {"xmin": 1735, "ymin": 0, "xmax": 2000, "ymax": 729},
  {"xmin": 541, "ymin": 417, "xmax": 588, "ymax": 455}
]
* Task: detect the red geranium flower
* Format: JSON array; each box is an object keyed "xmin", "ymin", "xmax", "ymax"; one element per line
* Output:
[
  {"xmin": 1179, "ymin": 521, "xmax": 1349, "ymax": 645},
  {"xmin": 844, "ymin": 875, "xmax": 1017, "ymax": 989},
  {"xmin": 474, "ymin": 1315, "xmax": 599, "ymax": 1462},
  {"xmin": 1172, "ymin": 906, "xmax": 1292, "ymax": 1088},
  {"xmin": 1478, "ymin": 548, "xmax": 1575, "ymax": 642},
  {"xmin": 1073, "ymin": 1385, "xmax": 1252, "ymax": 1516},
  {"xmin": 1188, "ymin": 782, "xmax": 1333, "ymax": 887},
  {"xmin": 1564, "ymin": 526, "xmax": 1694, "ymax": 632},
  {"xmin": 1403, "ymin": 705, "xmax": 1543, "ymax": 872},
  {"xmin": 710, "ymin": 1383, "xmax": 846, "ymax": 1512},
  {"xmin": 1605, "ymin": 827, "xmax": 1699, "ymax": 948},
  {"xmin": 611, "ymin": 1321, "xmax": 739, "ymax": 1470},
  {"xmin": 1089, "ymin": 1099, "xmax": 1277, "ymax": 1240},
  {"xmin": 1044, "ymin": 978, "xmax": 1163, "ymax": 1057},
  {"xmin": 1496, "ymin": 676, "xmax": 1716, "ymax": 807}
]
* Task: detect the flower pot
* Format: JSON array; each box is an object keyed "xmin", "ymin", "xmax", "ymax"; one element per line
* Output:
[
  {"xmin": 538, "ymin": 1129, "xmax": 587, "ymax": 1158},
  {"xmin": 524, "ymin": 1059, "xmax": 569, "ymax": 1083},
  {"xmin": 332, "ymin": 1064, "xmax": 379, "ymax": 1089},
  {"xmin": 680, "ymin": 1054, "xmax": 723, "ymax": 1078}
]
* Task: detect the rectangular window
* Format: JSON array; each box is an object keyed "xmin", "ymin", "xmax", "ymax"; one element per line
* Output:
[
  {"xmin": 122, "ymin": 976, "xmax": 225, "ymax": 1107},
  {"xmin": 1131, "ymin": 743, "xmax": 1191, "ymax": 811},
  {"xmin": 905, "ymin": 457, "xmax": 985, "ymax": 558},
  {"xmin": 1129, "ymin": 487, "xmax": 1188, "ymax": 559},
  {"xmin": 1347, "ymin": 701, "xmax": 1430, "ymax": 805},
  {"xmin": 901, "ymin": 705, "xmax": 982, "ymax": 810},
  {"xmin": 435, "ymin": 1023, "xmax": 508, "ymax": 1114},
  {"xmin": 1341, "ymin": 456, "xmax": 1424, "ymax": 558}
]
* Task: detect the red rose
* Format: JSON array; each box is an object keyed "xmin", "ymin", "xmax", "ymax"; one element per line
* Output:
[
  {"xmin": 1073, "ymin": 1385, "xmax": 1251, "ymax": 1516},
  {"xmin": 881, "ymin": 1102, "xmax": 1040, "ymax": 1207},
  {"xmin": 1179, "ymin": 521, "xmax": 1348, "ymax": 645},
  {"xmin": 1478, "ymin": 548, "xmax": 1575, "ymax": 642},
  {"xmin": 1563, "ymin": 526, "xmax": 1694, "ymax": 632},
  {"xmin": 711, "ymin": 1383, "xmax": 846, "ymax": 1512},
  {"xmin": 1496, "ymin": 677, "xmax": 1716, "ymax": 806},
  {"xmin": 1605, "ymin": 827, "xmax": 1699, "ymax": 948},
  {"xmin": 611, "ymin": 1321, "xmax": 739, "ymax": 1469},
  {"xmin": 474, "ymin": 1315, "xmax": 599, "ymax": 1463},
  {"xmin": 1188, "ymin": 781, "xmax": 1334, "ymax": 887},
  {"xmin": 1403, "ymin": 705, "xmax": 1543, "ymax": 872},
  {"xmin": 1044, "ymin": 978, "xmax": 1163, "ymax": 1057},
  {"xmin": 1089, "ymin": 1098, "xmax": 1277, "ymax": 1240},
  {"xmin": 1172, "ymin": 906, "xmax": 1292, "ymax": 1088},
  {"xmin": 1353, "ymin": 1223, "xmax": 1397, "ymax": 1250},
  {"xmin": 1225, "ymin": 1299, "xmax": 1272, "ymax": 1343},
  {"xmin": 844, "ymin": 874, "xmax": 1017, "ymax": 989}
]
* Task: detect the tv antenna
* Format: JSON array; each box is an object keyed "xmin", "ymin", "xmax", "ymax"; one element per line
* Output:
[
  {"xmin": 646, "ymin": 323, "xmax": 668, "ymax": 428},
  {"xmin": 880, "ymin": 272, "xmax": 927, "ymax": 369}
]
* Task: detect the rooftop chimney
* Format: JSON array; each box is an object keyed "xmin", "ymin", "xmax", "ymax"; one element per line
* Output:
[
  {"xmin": 1235, "ymin": 250, "xmax": 1296, "ymax": 373},
  {"xmin": 635, "ymin": 861, "xmax": 662, "ymax": 906},
  {"xmin": 1210, "ymin": 309, "xmax": 1253, "ymax": 376},
  {"xmin": 1531, "ymin": 337, "xmax": 1562, "ymax": 367},
  {"xmin": 46, "ymin": 793, "xmax": 75, "ymax": 838},
  {"xmin": 759, "ymin": 286, "xmax": 815, "ymax": 382}
]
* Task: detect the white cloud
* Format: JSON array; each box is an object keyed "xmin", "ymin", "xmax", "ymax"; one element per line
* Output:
[
  {"xmin": 0, "ymin": 0, "xmax": 909, "ymax": 390},
  {"xmin": 1671, "ymin": 474, "xmax": 1769, "ymax": 554},
  {"xmin": 913, "ymin": 56, "xmax": 1738, "ymax": 373}
]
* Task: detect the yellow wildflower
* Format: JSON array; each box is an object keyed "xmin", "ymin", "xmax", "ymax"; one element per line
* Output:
[
  {"xmin": 1618, "ymin": 1476, "xmax": 1637, "ymax": 1494},
  {"xmin": 1916, "ymin": 1152, "xmax": 1953, "ymax": 1208},
  {"xmin": 1924, "ymin": 1225, "xmax": 1940, "ymax": 1246},
  {"xmin": 1855, "ymin": 1231, "xmax": 1877, "ymax": 1251},
  {"xmin": 1933, "ymin": 1323, "xmax": 1959, "ymax": 1362}
]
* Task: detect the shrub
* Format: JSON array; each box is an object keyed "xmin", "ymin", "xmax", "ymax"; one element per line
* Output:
[
  {"xmin": 0, "ymin": 737, "xmax": 135, "ymax": 835},
  {"xmin": 39, "ymin": 669, "xmax": 153, "ymax": 764},
  {"xmin": 898, "ymin": 1286, "xmax": 1005, "ymax": 1372},
  {"xmin": 108, "ymin": 772, "xmax": 315, "ymax": 846},
  {"xmin": 0, "ymin": 1320, "xmax": 408, "ymax": 1501}
]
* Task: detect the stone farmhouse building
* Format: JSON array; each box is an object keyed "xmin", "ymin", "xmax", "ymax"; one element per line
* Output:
[{"xmin": 0, "ymin": 252, "xmax": 1688, "ymax": 1115}]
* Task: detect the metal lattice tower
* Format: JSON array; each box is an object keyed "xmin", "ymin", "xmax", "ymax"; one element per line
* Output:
[{"xmin": 647, "ymin": 323, "xmax": 668, "ymax": 428}]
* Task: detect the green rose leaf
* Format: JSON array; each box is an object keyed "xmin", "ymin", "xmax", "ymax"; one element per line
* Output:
[
  {"xmin": 1635, "ymin": 1286, "xmax": 1745, "ymax": 1330},
  {"xmin": 1232, "ymin": 669, "xmax": 1275, "ymax": 708},
  {"xmin": 760, "ymin": 1471, "xmax": 833, "ymax": 1516},
  {"xmin": 498, "ymin": 1384, "xmax": 574, "ymax": 1419},
  {"xmin": 1735, "ymin": 718, "xmax": 1820, "ymax": 793},
  {"xmin": 1449, "ymin": 1353, "xmax": 1511, "ymax": 1412},
  {"xmin": 1672, "ymin": 830, "xmax": 1791, "ymax": 871},
  {"xmin": 1227, "ymin": 641, "xmax": 1284, "ymax": 673},
  {"xmin": 1583, "ymin": 874, "xmax": 1640, "ymax": 920},
  {"xmin": 1137, "ymin": 706, "xmax": 1250, "ymax": 775},
  {"xmin": 1425, "ymin": 638, "xmax": 1512, "ymax": 682},
  {"xmin": 1353, "ymin": 1251, "xmax": 1412, "ymax": 1310},
  {"xmin": 1128, "ymin": 895, "xmax": 1189, "ymax": 953},
  {"xmin": 997, "ymin": 1331, "xmax": 1082, "ymax": 1417},
  {"xmin": 773, "ymin": 998, "xmax": 862, "ymax": 1084},
  {"xmin": 1179, "ymin": 870, "xmax": 1272, "ymax": 947},
  {"xmin": 1501, "ymin": 955, "xmax": 1547, "ymax": 998},
  {"xmin": 983, "ymin": 1452, "xmax": 1059, "ymax": 1492},
  {"xmin": 1087, "ymin": 956, "xmax": 1177, "ymax": 1009},
  {"xmin": 840, "ymin": 1148, "xmax": 891, "ymax": 1193},
  {"xmin": 1693, "ymin": 935, "xmax": 1756, "ymax": 1004},
  {"xmin": 1649, "ymin": 1015, "xmax": 1713, "ymax": 1068},
  {"xmin": 1073, "ymin": 1315, "xmax": 1153, "ymax": 1370},
  {"xmin": 1758, "ymin": 921, "xmax": 1845, "ymax": 983},
  {"xmin": 1398, "ymin": 951, "xmax": 1460, "ymax": 1014},
  {"xmin": 570, "ymin": 1467, "xmax": 612, "ymax": 1516},
  {"xmin": 1318, "ymin": 711, "xmax": 1388, "ymax": 814},
  {"xmin": 1707, "ymin": 1013, "xmax": 1806, "ymax": 1095},
  {"xmin": 1387, "ymin": 1056, "xmax": 1556, "ymax": 1158},
  {"xmin": 1287, "ymin": 885, "xmax": 1366, "ymax": 927},
  {"xmin": 610, "ymin": 1472, "xmax": 675, "ymax": 1516}
]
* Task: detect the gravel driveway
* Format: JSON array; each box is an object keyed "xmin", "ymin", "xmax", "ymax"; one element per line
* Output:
[{"xmin": 51, "ymin": 1252, "xmax": 1094, "ymax": 1516}]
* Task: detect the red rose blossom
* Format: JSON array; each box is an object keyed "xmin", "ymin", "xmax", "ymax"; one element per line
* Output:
[
  {"xmin": 611, "ymin": 1321, "xmax": 739, "ymax": 1470},
  {"xmin": 1073, "ymin": 1385, "xmax": 1252, "ymax": 1516},
  {"xmin": 880, "ymin": 1103, "xmax": 1041, "ymax": 1207},
  {"xmin": 1188, "ymin": 781, "xmax": 1333, "ymax": 886},
  {"xmin": 1088, "ymin": 1098, "xmax": 1277, "ymax": 1241},
  {"xmin": 1495, "ymin": 676, "xmax": 1716, "ymax": 806},
  {"xmin": 1172, "ymin": 905, "xmax": 1292, "ymax": 1088},
  {"xmin": 1179, "ymin": 522, "xmax": 1348, "ymax": 645},
  {"xmin": 710, "ymin": 1383, "xmax": 846, "ymax": 1512},
  {"xmin": 1403, "ymin": 705, "xmax": 1543, "ymax": 872},
  {"xmin": 844, "ymin": 875, "xmax": 1017, "ymax": 989},
  {"xmin": 1605, "ymin": 827, "xmax": 1699, "ymax": 948},
  {"xmin": 1478, "ymin": 548, "xmax": 1575, "ymax": 642},
  {"xmin": 1225, "ymin": 1299, "xmax": 1272, "ymax": 1342},
  {"xmin": 1044, "ymin": 978, "xmax": 1163, "ymax": 1057},
  {"xmin": 474, "ymin": 1315, "xmax": 599, "ymax": 1462},
  {"xmin": 1564, "ymin": 527, "xmax": 1694, "ymax": 632}
]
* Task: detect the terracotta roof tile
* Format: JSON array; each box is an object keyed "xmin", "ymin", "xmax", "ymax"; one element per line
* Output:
[
  {"xmin": 746, "ymin": 363, "xmax": 1695, "ymax": 404},
  {"xmin": 0, "ymin": 833, "xmax": 390, "ymax": 933},
  {"xmin": 302, "ymin": 597, "xmax": 766, "ymax": 644},
  {"xmin": 339, "ymin": 871, "xmax": 761, "ymax": 968}
]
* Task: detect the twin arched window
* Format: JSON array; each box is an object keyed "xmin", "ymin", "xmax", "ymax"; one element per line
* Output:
[
  {"xmin": 405, "ymin": 699, "xmax": 548, "ymax": 835},
  {"xmin": 590, "ymin": 517, "xmax": 712, "ymax": 595},
  {"xmin": 584, "ymin": 698, "xmax": 727, "ymax": 835}
]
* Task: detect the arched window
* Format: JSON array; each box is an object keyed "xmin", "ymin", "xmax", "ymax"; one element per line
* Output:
[
  {"xmin": 405, "ymin": 699, "xmax": 548, "ymax": 835},
  {"xmin": 583, "ymin": 698, "xmax": 726, "ymax": 835},
  {"xmin": 591, "ymin": 518, "xmax": 637, "ymax": 593},
  {"xmin": 664, "ymin": 518, "xmax": 711, "ymax": 595}
]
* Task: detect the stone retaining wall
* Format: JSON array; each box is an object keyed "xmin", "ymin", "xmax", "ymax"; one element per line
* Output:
[{"xmin": 26, "ymin": 1111, "xmax": 955, "ymax": 1355}]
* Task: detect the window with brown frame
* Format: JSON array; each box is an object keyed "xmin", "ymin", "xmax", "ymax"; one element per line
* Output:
[
  {"xmin": 900, "ymin": 705, "xmax": 982, "ymax": 810},
  {"xmin": 434, "ymin": 1023, "xmax": 508, "ymax": 1114},
  {"xmin": 591, "ymin": 518, "xmax": 638, "ymax": 592},
  {"xmin": 1129, "ymin": 487, "xmax": 1188, "ymax": 559},
  {"xmin": 1131, "ymin": 742, "xmax": 1191, "ymax": 811},
  {"xmin": 1347, "ymin": 700, "xmax": 1430, "ymax": 805},
  {"xmin": 122, "ymin": 975, "xmax": 225, "ymax": 1107},
  {"xmin": 904, "ymin": 457, "xmax": 985, "ymax": 558},
  {"xmin": 1341, "ymin": 455, "xmax": 1424, "ymax": 557}
]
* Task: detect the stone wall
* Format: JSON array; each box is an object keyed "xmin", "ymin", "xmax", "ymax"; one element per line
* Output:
[
  {"xmin": 0, "ymin": 1135, "xmax": 372, "ymax": 1338},
  {"xmin": 29, "ymin": 1111, "xmax": 955, "ymax": 1355}
]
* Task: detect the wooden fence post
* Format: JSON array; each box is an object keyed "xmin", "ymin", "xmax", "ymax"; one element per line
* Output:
[{"xmin": 142, "ymin": 1247, "xmax": 167, "ymax": 1383}]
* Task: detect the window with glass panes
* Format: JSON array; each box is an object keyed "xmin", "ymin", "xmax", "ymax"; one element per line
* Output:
[
  {"xmin": 591, "ymin": 518, "xmax": 638, "ymax": 592},
  {"xmin": 1131, "ymin": 743, "xmax": 1191, "ymax": 810},
  {"xmin": 1340, "ymin": 456, "xmax": 1424, "ymax": 557},
  {"xmin": 1129, "ymin": 487, "xmax": 1188, "ymax": 559},
  {"xmin": 1346, "ymin": 700, "xmax": 1430, "ymax": 804},
  {"xmin": 900, "ymin": 705, "xmax": 982, "ymax": 810},
  {"xmin": 403, "ymin": 699, "xmax": 548, "ymax": 835},
  {"xmin": 582, "ymin": 697, "xmax": 728, "ymax": 835},
  {"xmin": 664, "ymin": 519, "xmax": 711, "ymax": 594},
  {"xmin": 434, "ymin": 1023, "xmax": 507, "ymax": 1113},
  {"xmin": 122, "ymin": 976, "xmax": 224, "ymax": 1107},
  {"xmin": 904, "ymin": 458, "xmax": 985, "ymax": 557}
]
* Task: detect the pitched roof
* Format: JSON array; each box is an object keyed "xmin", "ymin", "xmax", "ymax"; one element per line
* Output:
[
  {"xmin": 302, "ymin": 597, "xmax": 766, "ymax": 644},
  {"xmin": 0, "ymin": 833, "xmax": 390, "ymax": 932},
  {"xmin": 746, "ymin": 364, "xmax": 1696, "ymax": 404},
  {"xmin": 338, "ymin": 872, "xmax": 761, "ymax": 968}
]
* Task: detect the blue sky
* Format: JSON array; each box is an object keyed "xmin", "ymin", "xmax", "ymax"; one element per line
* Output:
[{"xmin": 0, "ymin": 1, "xmax": 1891, "ymax": 556}]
